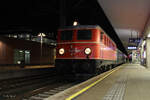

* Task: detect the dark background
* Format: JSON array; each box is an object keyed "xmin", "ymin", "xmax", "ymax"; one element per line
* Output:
[{"xmin": 0, "ymin": 0, "xmax": 127, "ymax": 54}]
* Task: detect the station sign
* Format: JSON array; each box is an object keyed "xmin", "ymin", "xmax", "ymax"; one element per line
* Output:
[{"xmin": 129, "ymin": 38, "xmax": 140, "ymax": 43}]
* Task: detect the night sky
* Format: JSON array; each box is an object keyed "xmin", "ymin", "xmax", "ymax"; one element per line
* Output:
[{"xmin": 0, "ymin": 0, "xmax": 127, "ymax": 54}]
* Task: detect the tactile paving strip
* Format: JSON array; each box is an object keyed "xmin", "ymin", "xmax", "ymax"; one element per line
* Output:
[{"xmin": 103, "ymin": 76, "xmax": 127, "ymax": 100}]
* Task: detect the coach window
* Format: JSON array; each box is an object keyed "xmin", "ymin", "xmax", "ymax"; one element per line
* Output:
[
  {"xmin": 108, "ymin": 39, "xmax": 109, "ymax": 46},
  {"xmin": 106, "ymin": 37, "xmax": 108, "ymax": 45},
  {"xmin": 110, "ymin": 41, "xmax": 112, "ymax": 48},
  {"xmin": 112, "ymin": 43, "xmax": 114, "ymax": 49},
  {"xmin": 107, "ymin": 38, "xmax": 109, "ymax": 46},
  {"xmin": 100, "ymin": 32, "xmax": 103, "ymax": 41},
  {"xmin": 104, "ymin": 36, "xmax": 105, "ymax": 44},
  {"xmin": 77, "ymin": 30, "xmax": 92, "ymax": 40},
  {"xmin": 61, "ymin": 30, "xmax": 73, "ymax": 40},
  {"xmin": 105, "ymin": 37, "xmax": 106, "ymax": 45},
  {"xmin": 103, "ymin": 36, "xmax": 105, "ymax": 44},
  {"xmin": 104, "ymin": 36, "xmax": 107, "ymax": 45},
  {"xmin": 108, "ymin": 40, "xmax": 110, "ymax": 47},
  {"xmin": 112, "ymin": 43, "xmax": 115, "ymax": 50}
]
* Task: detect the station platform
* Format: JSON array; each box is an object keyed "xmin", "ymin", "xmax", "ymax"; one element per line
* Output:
[{"xmin": 69, "ymin": 64, "xmax": 150, "ymax": 100}]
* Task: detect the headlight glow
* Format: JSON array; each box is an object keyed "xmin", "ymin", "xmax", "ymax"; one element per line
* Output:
[
  {"xmin": 59, "ymin": 48, "xmax": 65, "ymax": 55},
  {"xmin": 84, "ymin": 48, "xmax": 91, "ymax": 55}
]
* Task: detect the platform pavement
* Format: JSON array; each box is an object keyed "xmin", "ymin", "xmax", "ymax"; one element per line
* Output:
[{"xmin": 72, "ymin": 64, "xmax": 150, "ymax": 100}]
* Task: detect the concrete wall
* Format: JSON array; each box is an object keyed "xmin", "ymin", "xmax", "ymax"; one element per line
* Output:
[
  {"xmin": 146, "ymin": 38, "xmax": 150, "ymax": 68},
  {"xmin": 0, "ymin": 40, "xmax": 13, "ymax": 64}
]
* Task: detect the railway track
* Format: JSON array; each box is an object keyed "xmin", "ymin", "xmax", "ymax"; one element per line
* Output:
[
  {"xmin": 20, "ymin": 82, "xmax": 75, "ymax": 100},
  {"xmin": 0, "ymin": 73, "xmax": 58, "ymax": 100},
  {"xmin": 0, "ymin": 73, "xmax": 90, "ymax": 100}
]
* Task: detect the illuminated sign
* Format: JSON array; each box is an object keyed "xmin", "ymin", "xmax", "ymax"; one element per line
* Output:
[{"xmin": 129, "ymin": 38, "xmax": 140, "ymax": 43}]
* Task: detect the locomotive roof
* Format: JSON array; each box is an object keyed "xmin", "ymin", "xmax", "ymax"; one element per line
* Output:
[
  {"xmin": 59, "ymin": 25, "xmax": 116, "ymax": 45},
  {"xmin": 59, "ymin": 25, "xmax": 103, "ymax": 30}
]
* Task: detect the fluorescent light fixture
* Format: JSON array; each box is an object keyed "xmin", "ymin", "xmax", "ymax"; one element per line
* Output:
[
  {"xmin": 128, "ymin": 46, "xmax": 137, "ymax": 50},
  {"xmin": 147, "ymin": 33, "xmax": 150, "ymax": 37},
  {"xmin": 143, "ymin": 51, "xmax": 146, "ymax": 58},
  {"xmin": 142, "ymin": 40, "xmax": 146, "ymax": 47}
]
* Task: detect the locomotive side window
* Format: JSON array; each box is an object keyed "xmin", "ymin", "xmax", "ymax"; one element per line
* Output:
[
  {"xmin": 61, "ymin": 30, "xmax": 73, "ymax": 40},
  {"xmin": 77, "ymin": 30, "xmax": 92, "ymax": 40}
]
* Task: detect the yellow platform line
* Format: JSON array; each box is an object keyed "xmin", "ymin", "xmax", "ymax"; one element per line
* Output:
[{"xmin": 66, "ymin": 67, "xmax": 121, "ymax": 100}]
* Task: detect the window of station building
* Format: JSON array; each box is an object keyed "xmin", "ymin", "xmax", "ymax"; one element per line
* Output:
[
  {"xmin": 61, "ymin": 30, "xmax": 73, "ymax": 40},
  {"xmin": 14, "ymin": 49, "xmax": 30, "ymax": 64},
  {"xmin": 77, "ymin": 30, "xmax": 92, "ymax": 40}
]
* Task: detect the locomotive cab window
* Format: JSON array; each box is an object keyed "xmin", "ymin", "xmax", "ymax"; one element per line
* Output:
[
  {"xmin": 61, "ymin": 30, "xmax": 73, "ymax": 40},
  {"xmin": 77, "ymin": 30, "xmax": 92, "ymax": 40}
]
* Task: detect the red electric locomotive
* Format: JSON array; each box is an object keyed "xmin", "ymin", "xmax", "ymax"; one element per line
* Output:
[{"xmin": 55, "ymin": 25, "xmax": 117, "ymax": 74}]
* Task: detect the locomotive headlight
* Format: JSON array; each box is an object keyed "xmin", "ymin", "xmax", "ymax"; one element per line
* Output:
[
  {"xmin": 84, "ymin": 48, "xmax": 91, "ymax": 55},
  {"xmin": 59, "ymin": 48, "xmax": 65, "ymax": 55}
]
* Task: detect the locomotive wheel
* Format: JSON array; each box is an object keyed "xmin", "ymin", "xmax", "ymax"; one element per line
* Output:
[
  {"xmin": 95, "ymin": 68, "xmax": 102, "ymax": 75},
  {"xmin": 56, "ymin": 66, "xmax": 62, "ymax": 75},
  {"xmin": 109, "ymin": 65, "xmax": 112, "ymax": 70},
  {"xmin": 107, "ymin": 65, "xmax": 111, "ymax": 71},
  {"xmin": 101, "ymin": 66, "xmax": 105, "ymax": 72},
  {"xmin": 82, "ymin": 62, "xmax": 95, "ymax": 74}
]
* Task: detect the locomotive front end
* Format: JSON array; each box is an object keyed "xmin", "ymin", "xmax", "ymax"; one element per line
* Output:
[{"xmin": 55, "ymin": 26, "xmax": 100, "ymax": 74}]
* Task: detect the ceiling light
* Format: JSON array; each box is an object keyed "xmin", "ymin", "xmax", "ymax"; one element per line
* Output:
[
  {"xmin": 147, "ymin": 33, "xmax": 150, "ymax": 37},
  {"xmin": 142, "ymin": 40, "xmax": 146, "ymax": 47},
  {"xmin": 73, "ymin": 21, "xmax": 78, "ymax": 26}
]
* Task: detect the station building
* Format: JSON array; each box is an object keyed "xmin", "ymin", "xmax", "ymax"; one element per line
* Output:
[{"xmin": 0, "ymin": 36, "xmax": 55, "ymax": 67}]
